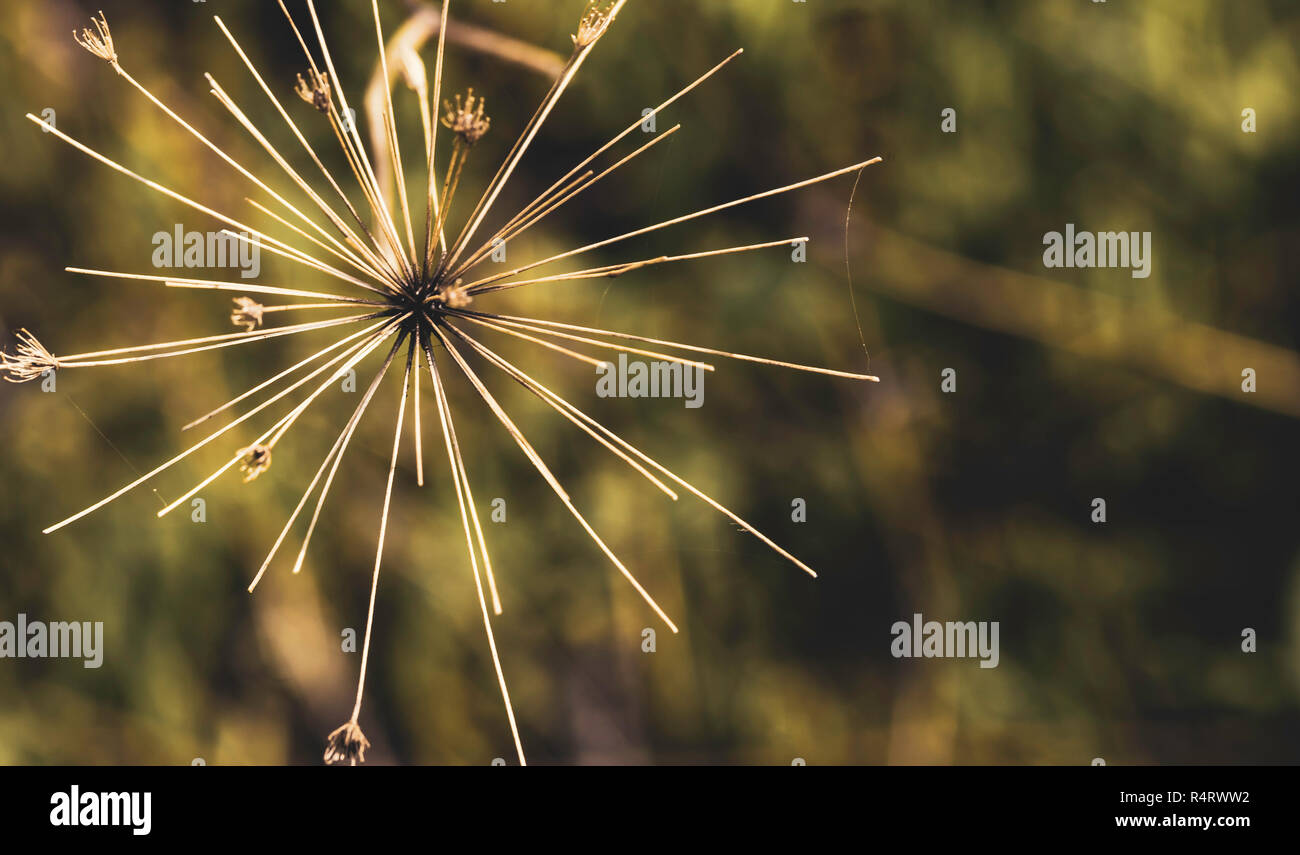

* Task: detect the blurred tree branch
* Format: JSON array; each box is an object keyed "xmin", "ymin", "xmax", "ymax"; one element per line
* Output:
[{"xmin": 867, "ymin": 227, "xmax": 1300, "ymax": 419}]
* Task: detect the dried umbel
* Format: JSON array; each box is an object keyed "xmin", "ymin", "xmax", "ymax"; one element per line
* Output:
[
  {"xmin": 237, "ymin": 444, "xmax": 273, "ymax": 482},
  {"xmin": 73, "ymin": 10, "xmax": 117, "ymax": 65},
  {"xmin": 432, "ymin": 281, "xmax": 473, "ymax": 309},
  {"xmin": 323, "ymin": 720, "xmax": 371, "ymax": 766},
  {"xmin": 7, "ymin": 0, "xmax": 882, "ymax": 765},
  {"xmin": 294, "ymin": 69, "xmax": 332, "ymax": 113},
  {"xmin": 230, "ymin": 297, "xmax": 265, "ymax": 331},
  {"xmin": 0, "ymin": 329, "xmax": 58, "ymax": 383},
  {"xmin": 441, "ymin": 89, "xmax": 490, "ymax": 146},
  {"xmin": 573, "ymin": 0, "xmax": 621, "ymax": 48}
]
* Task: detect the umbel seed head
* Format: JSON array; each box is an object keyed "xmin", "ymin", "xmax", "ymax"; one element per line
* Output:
[
  {"xmin": 1, "ymin": 329, "xmax": 58, "ymax": 383},
  {"xmin": 73, "ymin": 11, "xmax": 117, "ymax": 65},
  {"xmin": 324, "ymin": 721, "xmax": 371, "ymax": 766},
  {"xmin": 238, "ymin": 444, "xmax": 272, "ymax": 482},
  {"xmin": 230, "ymin": 297, "xmax": 265, "ymax": 332},
  {"xmin": 573, "ymin": 0, "xmax": 621, "ymax": 48},
  {"xmin": 441, "ymin": 89, "xmax": 491, "ymax": 146},
  {"xmin": 294, "ymin": 70, "xmax": 332, "ymax": 113},
  {"xmin": 434, "ymin": 281, "xmax": 473, "ymax": 309}
]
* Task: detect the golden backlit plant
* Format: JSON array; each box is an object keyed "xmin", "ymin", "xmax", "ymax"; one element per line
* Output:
[{"xmin": 3, "ymin": 1, "xmax": 880, "ymax": 765}]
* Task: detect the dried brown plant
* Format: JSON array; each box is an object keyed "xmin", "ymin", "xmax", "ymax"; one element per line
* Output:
[{"xmin": 4, "ymin": 1, "xmax": 881, "ymax": 765}]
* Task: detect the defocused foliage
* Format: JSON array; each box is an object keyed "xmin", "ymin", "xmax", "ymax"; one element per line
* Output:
[{"xmin": 0, "ymin": 0, "xmax": 1296, "ymax": 764}]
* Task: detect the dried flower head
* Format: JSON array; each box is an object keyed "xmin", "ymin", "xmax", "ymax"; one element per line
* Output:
[
  {"xmin": 73, "ymin": 11, "xmax": 117, "ymax": 65},
  {"xmin": 324, "ymin": 721, "xmax": 370, "ymax": 766},
  {"xmin": 237, "ymin": 444, "xmax": 273, "ymax": 482},
  {"xmin": 433, "ymin": 281, "xmax": 473, "ymax": 309},
  {"xmin": 230, "ymin": 297, "xmax": 265, "ymax": 331},
  {"xmin": 441, "ymin": 89, "xmax": 491, "ymax": 146},
  {"xmin": 1, "ymin": 329, "xmax": 59, "ymax": 383},
  {"xmin": 294, "ymin": 69, "xmax": 331, "ymax": 113},
  {"xmin": 573, "ymin": 0, "xmax": 622, "ymax": 49},
  {"xmin": 15, "ymin": 0, "xmax": 881, "ymax": 767}
]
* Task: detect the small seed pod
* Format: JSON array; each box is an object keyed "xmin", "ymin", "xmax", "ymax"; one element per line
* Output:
[
  {"xmin": 0, "ymin": 330, "xmax": 59, "ymax": 383},
  {"xmin": 324, "ymin": 721, "xmax": 370, "ymax": 766},
  {"xmin": 230, "ymin": 297, "xmax": 265, "ymax": 332},
  {"xmin": 74, "ymin": 12, "xmax": 118, "ymax": 65},
  {"xmin": 573, "ymin": 1, "xmax": 621, "ymax": 49},
  {"xmin": 434, "ymin": 281, "xmax": 473, "ymax": 309},
  {"xmin": 238, "ymin": 443, "xmax": 273, "ymax": 482},
  {"xmin": 294, "ymin": 70, "xmax": 332, "ymax": 114},
  {"xmin": 441, "ymin": 89, "xmax": 491, "ymax": 146}
]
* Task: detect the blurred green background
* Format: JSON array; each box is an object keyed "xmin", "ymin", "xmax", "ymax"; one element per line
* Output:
[{"xmin": 1, "ymin": 0, "xmax": 1297, "ymax": 765}]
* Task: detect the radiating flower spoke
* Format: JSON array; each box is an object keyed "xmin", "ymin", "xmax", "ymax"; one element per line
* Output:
[
  {"xmin": 454, "ymin": 308, "xmax": 881, "ymax": 382},
  {"xmin": 421, "ymin": 331, "xmax": 522, "ymax": 764},
  {"xmin": 432, "ymin": 321, "xmax": 679, "ymax": 634},
  {"xmin": 444, "ymin": 322, "xmax": 822, "ymax": 578}
]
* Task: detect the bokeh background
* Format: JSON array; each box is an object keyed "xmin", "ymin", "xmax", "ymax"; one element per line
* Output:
[{"xmin": 1, "ymin": 0, "xmax": 1297, "ymax": 765}]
